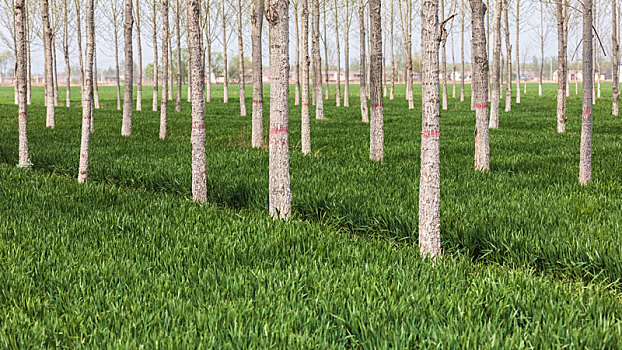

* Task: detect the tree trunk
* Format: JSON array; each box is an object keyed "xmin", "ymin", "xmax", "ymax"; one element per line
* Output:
[
  {"xmin": 63, "ymin": 0, "xmax": 70, "ymax": 107},
  {"xmin": 344, "ymin": 0, "xmax": 350, "ymax": 107},
  {"xmin": 41, "ymin": 0, "xmax": 55, "ymax": 127},
  {"xmin": 556, "ymin": 0, "xmax": 567, "ymax": 133},
  {"xmin": 237, "ymin": 0, "xmax": 246, "ymax": 116},
  {"xmin": 136, "ymin": 0, "xmax": 143, "ymax": 111},
  {"xmin": 489, "ymin": 0, "xmax": 501, "ymax": 128},
  {"xmin": 78, "ymin": 0, "xmax": 94, "ymax": 183},
  {"xmin": 152, "ymin": 0, "xmax": 159, "ymax": 111},
  {"xmin": 369, "ymin": 0, "xmax": 383, "ymax": 161},
  {"xmin": 334, "ymin": 0, "xmax": 341, "ymax": 106},
  {"xmin": 175, "ymin": 0, "xmax": 182, "ymax": 113},
  {"xmin": 75, "ymin": 0, "xmax": 84, "ymax": 105},
  {"xmin": 419, "ymin": 0, "xmax": 442, "ymax": 258},
  {"xmin": 188, "ymin": 0, "xmax": 207, "ymax": 202},
  {"xmin": 312, "ymin": 0, "xmax": 325, "ymax": 119},
  {"xmin": 251, "ymin": 0, "xmax": 264, "ymax": 148},
  {"xmin": 52, "ymin": 38, "xmax": 59, "ymax": 106},
  {"xmin": 122, "ymin": 0, "xmax": 134, "ymax": 136},
  {"xmin": 25, "ymin": 1, "xmax": 31, "ymax": 105},
  {"xmin": 323, "ymin": 0, "xmax": 329, "ymax": 100},
  {"xmin": 114, "ymin": 13, "xmax": 121, "ymax": 111},
  {"xmin": 294, "ymin": 1, "xmax": 300, "ymax": 105},
  {"xmin": 222, "ymin": 0, "xmax": 228, "ymax": 103},
  {"xmin": 613, "ymin": 0, "xmax": 619, "ymax": 116},
  {"xmin": 389, "ymin": 0, "xmax": 394, "ymax": 100},
  {"xmin": 471, "ymin": 0, "xmax": 489, "ymax": 171},
  {"xmin": 579, "ymin": 0, "xmax": 593, "ymax": 184},
  {"xmin": 515, "ymin": 0, "xmax": 520, "ymax": 104},
  {"xmin": 160, "ymin": 0, "xmax": 169, "ymax": 139},
  {"xmin": 504, "ymin": 1, "xmax": 511, "ymax": 112},
  {"xmin": 402, "ymin": 0, "xmax": 414, "ymax": 109},
  {"xmin": 441, "ymin": 0, "xmax": 447, "ymax": 110},
  {"xmin": 358, "ymin": 0, "xmax": 368, "ymax": 122},
  {"xmin": 266, "ymin": 0, "xmax": 292, "ymax": 219},
  {"xmin": 301, "ymin": 0, "xmax": 311, "ymax": 154},
  {"xmin": 93, "ymin": 39, "xmax": 100, "ymax": 112},
  {"xmin": 460, "ymin": 0, "xmax": 465, "ymax": 102},
  {"xmin": 539, "ymin": 1, "xmax": 543, "ymax": 97},
  {"xmin": 16, "ymin": 0, "xmax": 30, "ymax": 167},
  {"xmin": 187, "ymin": 17, "xmax": 192, "ymax": 103},
  {"xmin": 205, "ymin": 2, "xmax": 212, "ymax": 103}
]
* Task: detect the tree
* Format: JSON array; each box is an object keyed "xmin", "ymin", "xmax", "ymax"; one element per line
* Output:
[
  {"xmin": 419, "ymin": 0, "xmax": 442, "ymax": 258},
  {"xmin": 579, "ymin": 0, "xmax": 593, "ymax": 184},
  {"xmin": 221, "ymin": 0, "xmax": 229, "ymax": 103},
  {"xmin": 358, "ymin": 0, "xmax": 368, "ymax": 122},
  {"xmin": 160, "ymin": 0, "xmax": 169, "ymax": 139},
  {"xmin": 398, "ymin": 0, "xmax": 414, "ymax": 109},
  {"xmin": 15, "ymin": 0, "xmax": 29, "ymax": 167},
  {"xmin": 251, "ymin": 0, "xmax": 263, "ymax": 147},
  {"xmin": 203, "ymin": 0, "xmax": 214, "ymax": 102},
  {"xmin": 62, "ymin": 0, "xmax": 71, "ymax": 107},
  {"xmin": 369, "ymin": 0, "xmax": 383, "ymax": 161},
  {"xmin": 236, "ymin": 0, "xmax": 246, "ymax": 116},
  {"xmin": 93, "ymin": 34, "xmax": 100, "ymax": 112},
  {"xmin": 389, "ymin": 0, "xmax": 395, "ymax": 100},
  {"xmin": 41, "ymin": 0, "xmax": 55, "ymax": 128},
  {"xmin": 151, "ymin": 0, "xmax": 158, "ymax": 111},
  {"xmin": 187, "ymin": 0, "xmax": 206, "ymax": 202},
  {"xmin": 556, "ymin": 0, "xmax": 567, "ymax": 133},
  {"xmin": 440, "ymin": 0, "xmax": 447, "ymax": 110},
  {"xmin": 460, "ymin": 0, "xmax": 465, "ymax": 102},
  {"xmin": 613, "ymin": 0, "xmax": 619, "ymax": 116},
  {"xmin": 293, "ymin": 0, "xmax": 300, "ymax": 105},
  {"xmin": 334, "ymin": 0, "xmax": 341, "ymax": 106},
  {"xmin": 489, "ymin": 0, "xmax": 501, "ymax": 129},
  {"xmin": 312, "ymin": 0, "xmax": 324, "ymax": 119},
  {"xmin": 503, "ymin": 0, "xmax": 511, "ymax": 112},
  {"xmin": 135, "ymin": 0, "xmax": 143, "ymax": 111},
  {"xmin": 301, "ymin": 0, "xmax": 311, "ymax": 154},
  {"xmin": 75, "ymin": 0, "xmax": 84, "ymax": 105},
  {"xmin": 514, "ymin": 0, "xmax": 520, "ymax": 103},
  {"xmin": 107, "ymin": 0, "xmax": 123, "ymax": 110},
  {"xmin": 343, "ymin": 0, "xmax": 352, "ymax": 107},
  {"xmin": 266, "ymin": 0, "xmax": 291, "ymax": 219},
  {"xmin": 122, "ymin": 0, "xmax": 134, "ymax": 135},
  {"xmin": 471, "ymin": 0, "xmax": 489, "ymax": 171},
  {"xmin": 537, "ymin": 0, "xmax": 549, "ymax": 97},
  {"xmin": 78, "ymin": 0, "xmax": 94, "ymax": 183},
  {"xmin": 323, "ymin": 0, "xmax": 329, "ymax": 100},
  {"xmin": 174, "ymin": 0, "xmax": 181, "ymax": 112}
]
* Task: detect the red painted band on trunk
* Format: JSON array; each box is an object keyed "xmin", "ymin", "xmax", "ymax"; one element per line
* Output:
[
  {"xmin": 192, "ymin": 124, "xmax": 205, "ymax": 130},
  {"xmin": 371, "ymin": 103, "xmax": 382, "ymax": 109},
  {"xmin": 252, "ymin": 100, "xmax": 263, "ymax": 104},
  {"xmin": 582, "ymin": 108, "xmax": 593, "ymax": 116},
  {"xmin": 421, "ymin": 129, "xmax": 440, "ymax": 138},
  {"xmin": 302, "ymin": 103, "xmax": 309, "ymax": 107},
  {"xmin": 475, "ymin": 102, "xmax": 488, "ymax": 109},
  {"xmin": 270, "ymin": 126, "xmax": 289, "ymax": 135},
  {"xmin": 83, "ymin": 115, "xmax": 91, "ymax": 119},
  {"xmin": 18, "ymin": 112, "xmax": 27, "ymax": 116},
  {"xmin": 161, "ymin": 101, "xmax": 166, "ymax": 105}
]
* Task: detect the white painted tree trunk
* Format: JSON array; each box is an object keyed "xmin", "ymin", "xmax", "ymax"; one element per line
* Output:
[
  {"xmin": 266, "ymin": 0, "xmax": 292, "ymax": 219},
  {"xmin": 515, "ymin": 0, "xmax": 520, "ymax": 104},
  {"xmin": 122, "ymin": 0, "xmax": 134, "ymax": 136},
  {"xmin": 419, "ymin": 0, "xmax": 442, "ymax": 258},
  {"xmin": 93, "ymin": 40, "xmax": 100, "ymax": 113}
]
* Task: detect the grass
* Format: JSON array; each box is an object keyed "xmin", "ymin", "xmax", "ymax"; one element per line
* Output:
[{"xmin": 0, "ymin": 83, "xmax": 622, "ymax": 347}]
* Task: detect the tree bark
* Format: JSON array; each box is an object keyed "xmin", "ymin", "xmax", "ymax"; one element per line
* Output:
[
  {"xmin": 160, "ymin": 0, "xmax": 169, "ymax": 139},
  {"xmin": 539, "ymin": 1, "xmax": 543, "ymax": 97},
  {"xmin": 251, "ymin": 0, "xmax": 264, "ymax": 148},
  {"xmin": 136, "ymin": 0, "xmax": 143, "ymax": 111},
  {"xmin": 222, "ymin": 0, "xmax": 228, "ymax": 103},
  {"xmin": 152, "ymin": 0, "xmax": 159, "ymax": 111},
  {"xmin": 25, "ymin": 1, "xmax": 31, "ymax": 105},
  {"xmin": 75, "ymin": 0, "xmax": 84, "ymax": 106},
  {"xmin": 579, "ymin": 0, "xmax": 593, "ymax": 185},
  {"xmin": 122, "ymin": 0, "xmax": 134, "ymax": 136},
  {"xmin": 301, "ymin": 0, "xmax": 311, "ymax": 154},
  {"xmin": 515, "ymin": 0, "xmax": 520, "ymax": 104},
  {"xmin": 389, "ymin": 0, "xmax": 394, "ymax": 101},
  {"xmin": 93, "ymin": 39, "xmax": 100, "ymax": 112},
  {"xmin": 204, "ymin": 0, "xmax": 212, "ymax": 102},
  {"xmin": 266, "ymin": 0, "xmax": 292, "ymax": 219},
  {"xmin": 419, "ymin": 0, "xmax": 442, "ymax": 258},
  {"xmin": 503, "ymin": 0, "xmax": 511, "ymax": 112},
  {"xmin": 460, "ymin": 0, "xmax": 465, "ymax": 102},
  {"xmin": 169, "ymin": 35, "xmax": 173, "ymax": 100},
  {"xmin": 489, "ymin": 0, "xmax": 501, "ymax": 129},
  {"xmin": 52, "ymin": 39, "xmax": 59, "ymax": 106},
  {"xmin": 188, "ymin": 0, "xmax": 207, "ymax": 202},
  {"xmin": 294, "ymin": 1, "xmax": 300, "ymax": 105},
  {"xmin": 78, "ymin": 0, "xmax": 94, "ymax": 183},
  {"xmin": 441, "ymin": 0, "xmax": 447, "ymax": 110},
  {"xmin": 556, "ymin": 0, "xmax": 567, "ymax": 133},
  {"xmin": 41, "ymin": 0, "xmax": 55, "ymax": 128},
  {"xmin": 175, "ymin": 0, "xmax": 181, "ymax": 113},
  {"xmin": 323, "ymin": 0, "xmax": 329, "ymax": 100},
  {"xmin": 312, "ymin": 0, "xmax": 325, "ymax": 119},
  {"xmin": 471, "ymin": 0, "xmax": 489, "ymax": 171},
  {"xmin": 358, "ymin": 0, "xmax": 368, "ymax": 122},
  {"xmin": 369, "ymin": 0, "xmax": 383, "ymax": 161},
  {"xmin": 344, "ymin": 0, "xmax": 350, "ymax": 107},
  {"xmin": 334, "ymin": 0, "xmax": 341, "ymax": 106},
  {"xmin": 16, "ymin": 0, "xmax": 30, "ymax": 167},
  {"xmin": 613, "ymin": 0, "xmax": 619, "ymax": 116},
  {"xmin": 63, "ymin": 0, "xmax": 70, "ymax": 107},
  {"xmin": 237, "ymin": 0, "xmax": 246, "ymax": 116}
]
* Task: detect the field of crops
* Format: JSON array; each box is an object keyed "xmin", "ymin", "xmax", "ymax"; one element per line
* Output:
[{"xmin": 1, "ymin": 83, "xmax": 622, "ymax": 347}]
